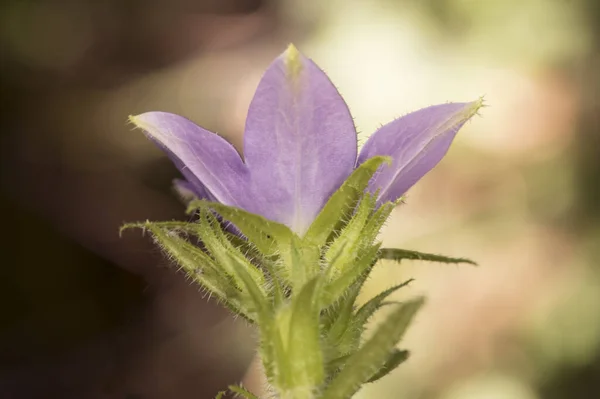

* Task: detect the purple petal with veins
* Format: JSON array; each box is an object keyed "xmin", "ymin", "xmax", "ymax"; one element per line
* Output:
[
  {"xmin": 130, "ymin": 45, "xmax": 481, "ymax": 235},
  {"xmin": 358, "ymin": 101, "xmax": 482, "ymax": 205},
  {"xmin": 243, "ymin": 45, "xmax": 357, "ymax": 234}
]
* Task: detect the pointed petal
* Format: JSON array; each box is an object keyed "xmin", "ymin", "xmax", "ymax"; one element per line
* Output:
[
  {"xmin": 243, "ymin": 45, "xmax": 357, "ymax": 235},
  {"xmin": 358, "ymin": 100, "xmax": 482, "ymax": 204},
  {"xmin": 130, "ymin": 112, "xmax": 249, "ymax": 208}
]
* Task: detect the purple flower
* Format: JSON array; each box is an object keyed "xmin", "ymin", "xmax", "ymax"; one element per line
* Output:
[{"xmin": 130, "ymin": 45, "xmax": 481, "ymax": 236}]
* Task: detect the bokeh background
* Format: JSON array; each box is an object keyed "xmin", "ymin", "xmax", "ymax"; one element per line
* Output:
[{"xmin": 1, "ymin": 0, "xmax": 599, "ymax": 398}]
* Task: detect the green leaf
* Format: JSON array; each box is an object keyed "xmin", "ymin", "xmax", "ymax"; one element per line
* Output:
[
  {"xmin": 379, "ymin": 248, "xmax": 477, "ymax": 266},
  {"xmin": 304, "ymin": 156, "xmax": 390, "ymax": 246},
  {"xmin": 355, "ymin": 279, "xmax": 414, "ymax": 328},
  {"xmin": 215, "ymin": 390, "xmax": 226, "ymax": 399},
  {"xmin": 228, "ymin": 385, "xmax": 260, "ymax": 399},
  {"xmin": 321, "ymin": 298, "xmax": 425, "ymax": 399},
  {"xmin": 366, "ymin": 349, "xmax": 409, "ymax": 383},
  {"xmin": 286, "ymin": 278, "xmax": 324, "ymax": 391}
]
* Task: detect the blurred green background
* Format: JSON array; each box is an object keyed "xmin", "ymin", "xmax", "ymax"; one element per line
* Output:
[{"xmin": 0, "ymin": 0, "xmax": 598, "ymax": 398}]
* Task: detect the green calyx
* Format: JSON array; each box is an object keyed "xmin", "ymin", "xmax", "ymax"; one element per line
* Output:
[{"xmin": 122, "ymin": 156, "xmax": 476, "ymax": 399}]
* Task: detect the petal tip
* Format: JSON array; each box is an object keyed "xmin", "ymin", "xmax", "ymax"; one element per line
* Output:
[
  {"xmin": 285, "ymin": 42, "xmax": 299, "ymax": 54},
  {"xmin": 128, "ymin": 113, "xmax": 151, "ymax": 131},
  {"xmin": 283, "ymin": 43, "xmax": 303, "ymax": 79},
  {"xmin": 128, "ymin": 112, "xmax": 166, "ymax": 139},
  {"xmin": 127, "ymin": 112, "xmax": 172, "ymax": 146},
  {"xmin": 446, "ymin": 98, "xmax": 485, "ymax": 130},
  {"xmin": 465, "ymin": 97, "xmax": 486, "ymax": 118},
  {"xmin": 127, "ymin": 114, "xmax": 139, "ymax": 126}
]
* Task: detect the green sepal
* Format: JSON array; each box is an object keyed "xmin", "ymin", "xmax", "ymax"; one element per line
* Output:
[
  {"xmin": 321, "ymin": 243, "xmax": 381, "ymax": 310},
  {"xmin": 320, "ymin": 200, "xmax": 395, "ymax": 309},
  {"xmin": 379, "ymin": 248, "xmax": 477, "ymax": 266},
  {"xmin": 224, "ymin": 230, "xmax": 266, "ymax": 265},
  {"xmin": 361, "ymin": 201, "xmax": 396, "ymax": 243},
  {"xmin": 355, "ymin": 279, "xmax": 415, "ymax": 328},
  {"xmin": 272, "ymin": 303, "xmax": 293, "ymax": 390},
  {"xmin": 321, "ymin": 297, "xmax": 425, "ymax": 399},
  {"xmin": 187, "ymin": 199, "xmax": 295, "ymax": 257},
  {"xmin": 304, "ymin": 156, "xmax": 390, "ymax": 246},
  {"xmin": 228, "ymin": 385, "xmax": 260, "ymax": 399},
  {"xmin": 232, "ymin": 261, "xmax": 271, "ymax": 321},
  {"xmin": 323, "ymin": 194, "xmax": 377, "ymax": 283},
  {"xmin": 225, "ymin": 230, "xmax": 286, "ymax": 306},
  {"xmin": 282, "ymin": 234, "xmax": 321, "ymax": 291},
  {"xmin": 331, "ymin": 279, "xmax": 414, "ymax": 358},
  {"xmin": 285, "ymin": 277, "xmax": 325, "ymax": 395},
  {"xmin": 325, "ymin": 302, "xmax": 361, "ymax": 359},
  {"xmin": 195, "ymin": 209, "xmax": 268, "ymax": 298},
  {"xmin": 324, "ymin": 283, "xmax": 361, "ymax": 345},
  {"xmin": 320, "ymin": 282, "xmax": 365, "ymax": 379},
  {"xmin": 188, "ymin": 200, "xmax": 303, "ymax": 292},
  {"xmin": 232, "ymin": 253, "xmax": 278, "ymax": 383},
  {"xmin": 325, "ymin": 353, "xmax": 350, "ymax": 376},
  {"xmin": 366, "ymin": 349, "xmax": 410, "ymax": 383},
  {"xmin": 121, "ymin": 222, "xmax": 251, "ymax": 320}
]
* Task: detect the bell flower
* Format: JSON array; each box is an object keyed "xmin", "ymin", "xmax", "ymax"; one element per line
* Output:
[{"xmin": 130, "ymin": 45, "xmax": 481, "ymax": 236}]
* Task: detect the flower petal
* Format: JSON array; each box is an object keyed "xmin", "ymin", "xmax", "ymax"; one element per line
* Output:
[
  {"xmin": 243, "ymin": 45, "xmax": 357, "ymax": 235},
  {"xmin": 173, "ymin": 178, "xmax": 213, "ymax": 202},
  {"xmin": 358, "ymin": 100, "xmax": 482, "ymax": 204},
  {"xmin": 130, "ymin": 112, "xmax": 249, "ymax": 208}
]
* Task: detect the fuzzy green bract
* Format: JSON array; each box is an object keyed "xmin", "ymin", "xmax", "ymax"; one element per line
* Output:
[{"xmin": 122, "ymin": 158, "xmax": 476, "ymax": 399}]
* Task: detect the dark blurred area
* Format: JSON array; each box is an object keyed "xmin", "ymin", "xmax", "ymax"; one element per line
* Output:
[
  {"xmin": 0, "ymin": 0, "xmax": 599, "ymax": 398},
  {"xmin": 0, "ymin": 0, "xmax": 291, "ymax": 398}
]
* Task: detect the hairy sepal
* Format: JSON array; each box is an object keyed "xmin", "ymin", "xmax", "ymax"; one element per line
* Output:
[
  {"xmin": 188, "ymin": 199, "xmax": 294, "ymax": 258},
  {"xmin": 304, "ymin": 156, "xmax": 390, "ymax": 247},
  {"xmin": 321, "ymin": 298, "xmax": 425, "ymax": 399},
  {"xmin": 273, "ymin": 278, "xmax": 325, "ymax": 398},
  {"xmin": 379, "ymin": 248, "xmax": 477, "ymax": 266},
  {"xmin": 121, "ymin": 222, "xmax": 250, "ymax": 319},
  {"xmin": 320, "ymin": 200, "xmax": 395, "ymax": 308}
]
